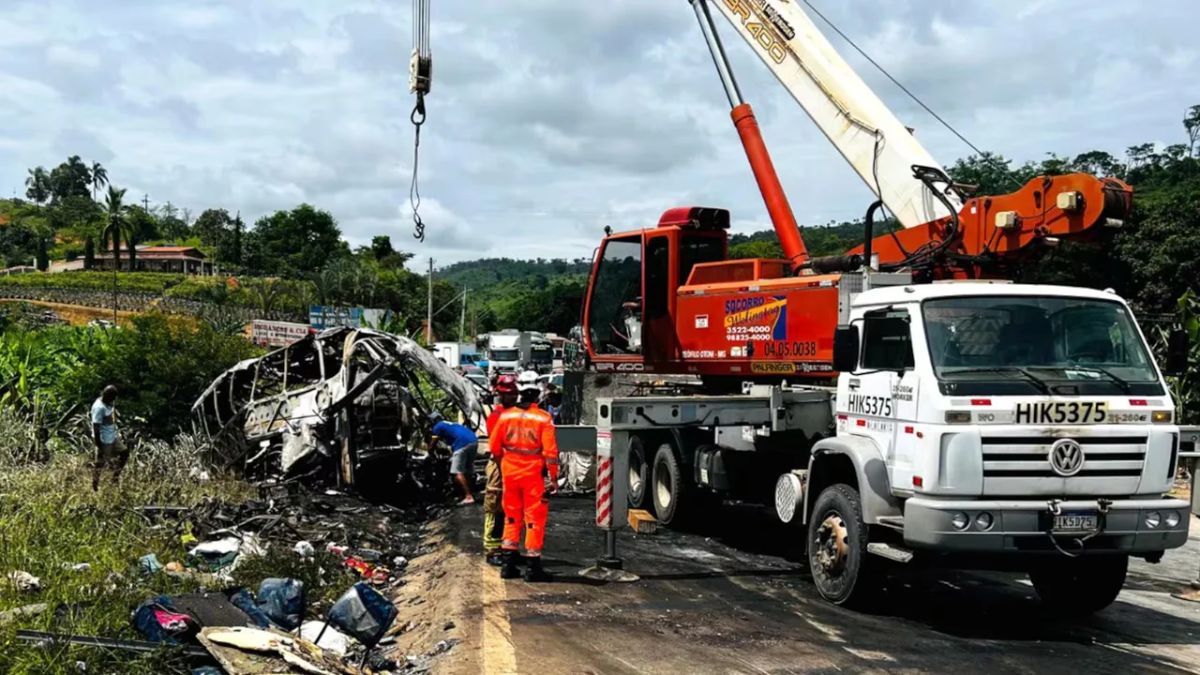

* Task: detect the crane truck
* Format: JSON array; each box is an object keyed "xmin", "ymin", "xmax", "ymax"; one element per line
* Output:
[{"xmin": 579, "ymin": 0, "xmax": 1192, "ymax": 611}]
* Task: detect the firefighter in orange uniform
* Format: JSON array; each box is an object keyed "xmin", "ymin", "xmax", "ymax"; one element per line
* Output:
[
  {"xmin": 483, "ymin": 374, "xmax": 519, "ymax": 566},
  {"xmin": 490, "ymin": 370, "xmax": 559, "ymax": 582}
]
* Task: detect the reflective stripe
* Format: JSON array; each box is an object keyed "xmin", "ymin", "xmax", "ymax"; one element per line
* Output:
[
  {"xmin": 545, "ymin": 458, "xmax": 560, "ymax": 466},
  {"xmin": 502, "ymin": 446, "xmax": 543, "ymax": 456},
  {"xmin": 525, "ymin": 550, "xmax": 541, "ymax": 557}
]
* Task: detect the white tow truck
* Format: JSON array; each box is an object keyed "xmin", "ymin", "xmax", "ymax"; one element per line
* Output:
[
  {"xmin": 584, "ymin": 0, "xmax": 1192, "ymax": 613},
  {"xmin": 597, "ymin": 278, "xmax": 1190, "ymax": 611}
]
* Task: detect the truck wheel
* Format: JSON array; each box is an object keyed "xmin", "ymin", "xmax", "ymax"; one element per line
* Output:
[
  {"xmin": 652, "ymin": 443, "xmax": 687, "ymax": 525},
  {"xmin": 627, "ymin": 435, "xmax": 650, "ymax": 510},
  {"xmin": 807, "ymin": 483, "xmax": 875, "ymax": 607},
  {"xmin": 1029, "ymin": 555, "xmax": 1128, "ymax": 615}
]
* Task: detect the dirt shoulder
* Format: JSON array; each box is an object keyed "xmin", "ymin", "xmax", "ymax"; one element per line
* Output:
[{"xmin": 385, "ymin": 516, "xmax": 486, "ymax": 674}]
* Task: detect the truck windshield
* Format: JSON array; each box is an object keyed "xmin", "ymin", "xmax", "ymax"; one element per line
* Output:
[
  {"xmin": 490, "ymin": 349, "xmax": 519, "ymax": 361},
  {"xmin": 923, "ymin": 296, "xmax": 1162, "ymax": 395},
  {"xmin": 532, "ymin": 347, "xmax": 553, "ymax": 364}
]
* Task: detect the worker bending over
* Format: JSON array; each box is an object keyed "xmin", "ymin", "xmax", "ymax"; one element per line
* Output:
[{"xmin": 489, "ymin": 370, "xmax": 559, "ymax": 582}]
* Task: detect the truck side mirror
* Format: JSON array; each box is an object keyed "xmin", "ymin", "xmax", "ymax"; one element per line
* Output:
[
  {"xmin": 833, "ymin": 325, "xmax": 859, "ymax": 373},
  {"xmin": 1166, "ymin": 328, "xmax": 1190, "ymax": 376}
]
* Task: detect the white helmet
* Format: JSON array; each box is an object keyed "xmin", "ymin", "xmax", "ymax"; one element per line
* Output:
[{"xmin": 516, "ymin": 370, "xmax": 540, "ymax": 393}]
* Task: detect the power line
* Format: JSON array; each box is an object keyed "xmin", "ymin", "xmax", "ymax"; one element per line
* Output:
[{"xmin": 800, "ymin": 0, "xmax": 989, "ymax": 159}]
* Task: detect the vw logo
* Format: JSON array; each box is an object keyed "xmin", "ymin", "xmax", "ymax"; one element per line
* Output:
[{"xmin": 1049, "ymin": 439, "xmax": 1085, "ymax": 477}]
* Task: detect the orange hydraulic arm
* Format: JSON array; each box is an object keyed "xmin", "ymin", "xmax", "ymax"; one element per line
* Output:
[
  {"xmin": 731, "ymin": 103, "xmax": 810, "ymax": 271},
  {"xmin": 691, "ymin": 0, "xmax": 810, "ymax": 274},
  {"xmin": 849, "ymin": 171, "xmax": 1133, "ymax": 279}
]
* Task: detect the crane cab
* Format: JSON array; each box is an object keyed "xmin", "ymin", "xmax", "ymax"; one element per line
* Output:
[
  {"xmin": 583, "ymin": 207, "xmax": 728, "ymax": 372},
  {"xmin": 583, "ymin": 206, "xmax": 913, "ymax": 379}
]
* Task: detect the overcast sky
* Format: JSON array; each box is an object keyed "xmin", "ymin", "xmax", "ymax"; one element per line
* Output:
[{"xmin": 2, "ymin": 1, "xmax": 1197, "ymax": 268}]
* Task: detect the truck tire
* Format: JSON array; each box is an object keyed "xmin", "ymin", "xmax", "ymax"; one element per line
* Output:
[
  {"xmin": 627, "ymin": 435, "xmax": 650, "ymax": 510},
  {"xmin": 1029, "ymin": 555, "xmax": 1128, "ymax": 615},
  {"xmin": 807, "ymin": 483, "xmax": 876, "ymax": 607},
  {"xmin": 652, "ymin": 443, "xmax": 688, "ymax": 525}
]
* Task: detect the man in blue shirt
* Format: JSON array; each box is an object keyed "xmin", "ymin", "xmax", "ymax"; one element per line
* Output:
[
  {"xmin": 91, "ymin": 385, "xmax": 127, "ymax": 491},
  {"xmin": 429, "ymin": 413, "xmax": 479, "ymax": 505}
]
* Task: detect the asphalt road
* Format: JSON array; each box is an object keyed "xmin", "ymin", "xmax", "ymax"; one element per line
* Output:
[{"xmin": 449, "ymin": 493, "xmax": 1200, "ymax": 674}]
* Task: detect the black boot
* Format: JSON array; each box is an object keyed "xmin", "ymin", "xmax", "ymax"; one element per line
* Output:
[
  {"xmin": 499, "ymin": 551, "xmax": 521, "ymax": 579},
  {"xmin": 523, "ymin": 557, "xmax": 552, "ymax": 583}
]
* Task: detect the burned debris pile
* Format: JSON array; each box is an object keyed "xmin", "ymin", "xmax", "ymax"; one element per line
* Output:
[{"xmin": 193, "ymin": 328, "xmax": 484, "ymax": 494}]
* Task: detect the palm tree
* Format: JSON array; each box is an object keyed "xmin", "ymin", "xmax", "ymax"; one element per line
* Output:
[
  {"xmin": 250, "ymin": 278, "xmax": 287, "ymax": 315},
  {"xmin": 24, "ymin": 168, "xmax": 50, "ymax": 205},
  {"xmin": 125, "ymin": 218, "xmax": 138, "ymax": 269},
  {"xmin": 103, "ymin": 186, "xmax": 127, "ymax": 271},
  {"xmin": 63, "ymin": 156, "xmax": 91, "ymax": 198},
  {"xmin": 90, "ymin": 162, "xmax": 108, "ymax": 202}
]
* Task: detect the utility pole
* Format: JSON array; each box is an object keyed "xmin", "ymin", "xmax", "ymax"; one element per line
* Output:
[
  {"xmin": 459, "ymin": 286, "xmax": 467, "ymax": 341},
  {"xmin": 142, "ymin": 194, "xmax": 150, "ymax": 212},
  {"xmin": 426, "ymin": 257, "xmax": 434, "ymax": 344}
]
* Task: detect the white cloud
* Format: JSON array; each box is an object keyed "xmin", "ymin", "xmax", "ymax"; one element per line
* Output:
[{"xmin": 0, "ymin": 0, "xmax": 1196, "ymax": 268}]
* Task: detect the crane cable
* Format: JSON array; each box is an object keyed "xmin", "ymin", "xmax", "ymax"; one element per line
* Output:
[
  {"xmin": 800, "ymin": 0, "xmax": 990, "ymax": 162},
  {"xmin": 410, "ymin": 0, "xmax": 432, "ymax": 242}
]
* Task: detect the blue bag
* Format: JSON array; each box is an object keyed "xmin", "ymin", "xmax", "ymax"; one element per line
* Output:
[
  {"xmin": 327, "ymin": 582, "xmax": 397, "ymax": 647},
  {"xmin": 257, "ymin": 578, "xmax": 306, "ymax": 630},
  {"xmin": 228, "ymin": 588, "xmax": 273, "ymax": 628},
  {"xmin": 131, "ymin": 595, "xmax": 196, "ymax": 644}
]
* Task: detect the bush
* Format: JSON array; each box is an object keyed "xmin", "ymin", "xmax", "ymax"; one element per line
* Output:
[
  {"xmin": 59, "ymin": 313, "xmax": 263, "ymax": 438},
  {"xmin": 0, "ymin": 313, "xmax": 261, "ymax": 439}
]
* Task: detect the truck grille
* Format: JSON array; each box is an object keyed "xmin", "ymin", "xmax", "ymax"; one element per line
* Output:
[{"xmin": 981, "ymin": 435, "xmax": 1147, "ymax": 478}]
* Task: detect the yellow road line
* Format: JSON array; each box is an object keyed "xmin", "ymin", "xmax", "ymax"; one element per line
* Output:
[{"xmin": 481, "ymin": 557, "xmax": 518, "ymax": 674}]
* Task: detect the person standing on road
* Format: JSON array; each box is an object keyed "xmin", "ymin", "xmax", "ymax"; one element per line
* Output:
[
  {"xmin": 429, "ymin": 413, "xmax": 479, "ymax": 505},
  {"xmin": 490, "ymin": 370, "xmax": 559, "ymax": 582},
  {"xmin": 91, "ymin": 385, "xmax": 127, "ymax": 491},
  {"xmin": 483, "ymin": 374, "xmax": 519, "ymax": 566}
]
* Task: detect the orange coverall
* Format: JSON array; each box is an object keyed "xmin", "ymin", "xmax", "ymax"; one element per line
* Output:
[{"xmin": 489, "ymin": 403, "xmax": 559, "ymax": 557}]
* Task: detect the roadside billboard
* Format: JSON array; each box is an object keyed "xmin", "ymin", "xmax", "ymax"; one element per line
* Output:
[
  {"xmin": 309, "ymin": 306, "xmax": 396, "ymax": 330},
  {"xmin": 309, "ymin": 305, "xmax": 364, "ymax": 329},
  {"xmin": 251, "ymin": 320, "xmax": 312, "ymax": 348}
]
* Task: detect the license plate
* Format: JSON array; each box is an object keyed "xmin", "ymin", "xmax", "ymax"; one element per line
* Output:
[
  {"xmin": 1052, "ymin": 512, "xmax": 1098, "ymax": 533},
  {"xmin": 1014, "ymin": 401, "xmax": 1108, "ymax": 424}
]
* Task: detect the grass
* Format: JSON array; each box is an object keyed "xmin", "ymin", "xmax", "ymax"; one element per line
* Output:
[{"xmin": 0, "ymin": 414, "xmax": 255, "ymax": 674}]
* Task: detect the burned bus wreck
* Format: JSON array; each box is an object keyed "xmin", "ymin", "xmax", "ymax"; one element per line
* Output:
[{"xmin": 192, "ymin": 327, "xmax": 484, "ymax": 492}]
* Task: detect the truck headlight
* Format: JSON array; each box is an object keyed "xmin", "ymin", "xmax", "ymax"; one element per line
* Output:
[
  {"xmin": 1151, "ymin": 410, "xmax": 1173, "ymax": 423},
  {"xmin": 1165, "ymin": 511, "xmax": 1180, "ymax": 528},
  {"xmin": 951, "ymin": 512, "xmax": 970, "ymax": 530},
  {"xmin": 1144, "ymin": 511, "xmax": 1161, "ymax": 529},
  {"xmin": 975, "ymin": 512, "xmax": 994, "ymax": 531}
]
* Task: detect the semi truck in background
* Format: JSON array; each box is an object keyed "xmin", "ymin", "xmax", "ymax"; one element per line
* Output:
[
  {"xmin": 432, "ymin": 341, "xmax": 478, "ymax": 368},
  {"xmin": 528, "ymin": 332, "xmax": 555, "ymax": 374},
  {"xmin": 486, "ymin": 330, "xmax": 522, "ymax": 376},
  {"xmin": 486, "ymin": 330, "xmax": 556, "ymax": 376}
]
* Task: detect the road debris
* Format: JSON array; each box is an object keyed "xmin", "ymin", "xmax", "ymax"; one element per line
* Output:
[
  {"xmin": 7, "ymin": 570, "xmax": 41, "ymax": 593},
  {"xmin": 0, "ymin": 603, "xmax": 48, "ymax": 626},
  {"xmin": 192, "ymin": 327, "xmax": 484, "ymax": 495},
  {"xmin": 137, "ymin": 553, "xmax": 164, "ymax": 576},
  {"xmin": 13, "ymin": 630, "xmax": 210, "ymax": 658},
  {"xmin": 326, "ymin": 581, "xmax": 398, "ymax": 648},
  {"xmin": 257, "ymin": 577, "xmax": 306, "ymax": 630},
  {"xmin": 197, "ymin": 626, "xmax": 346, "ymax": 675},
  {"xmin": 300, "ymin": 620, "xmax": 351, "ymax": 657}
]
